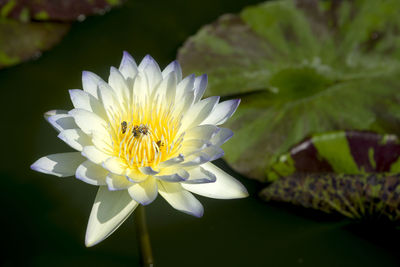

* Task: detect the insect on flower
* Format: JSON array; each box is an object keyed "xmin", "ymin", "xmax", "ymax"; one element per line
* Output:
[
  {"xmin": 31, "ymin": 52, "xmax": 248, "ymax": 247},
  {"xmin": 121, "ymin": 121, "xmax": 127, "ymax": 134}
]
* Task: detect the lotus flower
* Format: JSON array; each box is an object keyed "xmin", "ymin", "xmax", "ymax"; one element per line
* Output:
[{"xmin": 31, "ymin": 52, "xmax": 248, "ymax": 247}]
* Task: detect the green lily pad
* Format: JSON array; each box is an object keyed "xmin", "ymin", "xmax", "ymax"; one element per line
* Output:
[
  {"xmin": 0, "ymin": 0, "xmax": 125, "ymax": 22},
  {"xmin": 260, "ymin": 173, "xmax": 400, "ymax": 222},
  {"xmin": 177, "ymin": 0, "xmax": 400, "ymax": 181},
  {"xmin": 267, "ymin": 131, "xmax": 400, "ymax": 182},
  {"xmin": 0, "ymin": 19, "xmax": 70, "ymax": 69},
  {"xmin": 0, "ymin": 0, "xmax": 126, "ymax": 69}
]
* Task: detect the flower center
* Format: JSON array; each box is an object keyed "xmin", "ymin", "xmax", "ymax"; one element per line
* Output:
[{"xmin": 108, "ymin": 99, "xmax": 183, "ymax": 169}]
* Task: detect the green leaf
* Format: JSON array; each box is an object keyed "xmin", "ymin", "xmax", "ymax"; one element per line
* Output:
[
  {"xmin": 260, "ymin": 173, "xmax": 400, "ymax": 222},
  {"xmin": 0, "ymin": 19, "xmax": 70, "ymax": 69},
  {"xmin": 178, "ymin": 0, "xmax": 400, "ymax": 181},
  {"xmin": 0, "ymin": 0, "xmax": 126, "ymax": 22},
  {"xmin": 267, "ymin": 131, "xmax": 400, "ymax": 182},
  {"xmin": 0, "ymin": 0, "xmax": 127, "ymax": 69}
]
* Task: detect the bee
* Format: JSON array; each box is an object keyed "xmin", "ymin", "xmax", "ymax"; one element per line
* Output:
[
  {"xmin": 133, "ymin": 124, "xmax": 149, "ymax": 138},
  {"xmin": 121, "ymin": 121, "xmax": 127, "ymax": 134},
  {"xmin": 155, "ymin": 140, "xmax": 164, "ymax": 153},
  {"xmin": 156, "ymin": 140, "xmax": 164, "ymax": 148}
]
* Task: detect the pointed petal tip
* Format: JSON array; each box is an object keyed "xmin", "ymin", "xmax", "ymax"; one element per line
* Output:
[
  {"xmin": 43, "ymin": 109, "xmax": 67, "ymax": 121},
  {"xmin": 110, "ymin": 66, "xmax": 117, "ymax": 72},
  {"xmin": 137, "ymin": 199, "xmax": 153, "ymax": 206},
  {"xmin": 122, "ymin": 50, "xmax": 132, "ymax": 58},
  {"xmin": 85, "ymin": 187, "xmax": 139, "ymax": 248},
  {"xmin": 82, "ymin": 70, "xmax": 90, "ymax": 77},
  {"xmin": 200, "ymin": 73, "xmax": 208, "ymax": 80},
  {"xmin": 85, "ymin": 232, "xmax": 102, "ymax": 248},
  {"xmin": 143, "ymin": 54, "xmax": 153, "ymax": 60},
  {"xmin": 30, "ymin": 158, "xmax": 62, "ymax": 177},
  {"xmin": 30, "ymin": 161, "xmax": 41, "ymax": 172},
  {"xmin": 237, "ymin": 186, "xmax": 249, "ymax": 198},
  {"xmin": 187, "ymin": 206, "xmax": 204, "ymax": 218}
]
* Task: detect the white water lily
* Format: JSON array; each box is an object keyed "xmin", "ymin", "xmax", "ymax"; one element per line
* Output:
[{"xmin": 31, "ymin": 52, "xmax": 248, "ymax": 247}]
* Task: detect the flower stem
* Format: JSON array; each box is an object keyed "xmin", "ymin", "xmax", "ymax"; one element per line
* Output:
[{"xmin": 135, "ymin": 205, "xmax": 154, "ymax": 267}]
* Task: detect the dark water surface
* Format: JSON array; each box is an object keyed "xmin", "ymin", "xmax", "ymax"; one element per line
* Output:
[{"xmin": 1, "ymin": 0, "xmax": 399, "ymax": 266}]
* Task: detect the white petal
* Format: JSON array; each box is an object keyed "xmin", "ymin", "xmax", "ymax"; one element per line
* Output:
[
  {"xmin": 162, "ymin": 60, "xmax": 182, "ymax": 82},
  {"xmin": 158, "ymin": 181, "xmax": 204, "ymax": 217},
  {"xmin": 210, "ymin": 128, "xmax": 233, "ymax": 146},
  {"xmin": 109, "ymin": 67, "xmax": 130, "ymax": 107},
  {"xmin": 58, "ymin": 129, "xmax": 91, "ymax": 151},
  {"xmin": 106, "ymin": 173, "xmax": 133, "ymax": 190},
  {"xmin": 119, "ymin": 51, "xmax": 138, "ymax": 81},
  {"xmin": 85, "ymin": 186, "xmax": 138, "ymax": 247},
  {"xmin": 46, "ymin": 113, "xmax": 77, "ymax": 132},
  {"xmin": 44, "ymin": 109, "xmax": 67, "ymax": 120},
  {"xmin": 128, "ymin": 177, "xmax": 158, "ymax": 205},
  {"xmin": 202, "ymin": 146, "xmax": 224, "ymax": 161},
  {"xmin": 69, "ymin": 89, "xmax": 107, "ymax": 118},
  {"xmin": 132, "ymin": 72, "xmax": 149, "ymax": 104},
  {"xmin": 180, "ymin": 139, "xmax": 210, "ymax": 156},
  {"xmin": 98, "ymin": 81, "xmax": 123, "ymax": 120},
  {"xmin": 183, "ymin": 166, "xmax": 216, "ymax": 184},
  {"xmin": 82, "ymin": 146, "xmax": 110, "ymax": 164},
  {"xmin": 180, "ymin": 152, "xmax": 211, "ymax": 167},
  {"xmin": 158, "ymin": 154, "xmax": 184, "ymax": 168},
  {"xmin": 173, "ymin": 89, "xmax": 195, "ymax": 119},
  {"xmin": 31, "ymin": 152, "xmax": 85, "ymax": 177},
  {"xmin": 181, "ymin": 96, "xmax": 220, "ymax": 131},
  {"xmin": 183, "ymin": 145, "xmax": 223, "ymax": 161},
  {"xmin": 182, "ymin": 163, "xmax": 248, "ymax": 199},
  {"xmin": 69, "ymin": 108, "xmax": 108, "ymax": 135},
  {"xmin": 155, "ymin": 168, "xmax": 189, "ymax": 182},
  {"xmin": 126, "ymin": 168, "xmax": 148, "ymax": 183},
  {"xmin": 139, "ymin": 166, "xmax": 159, "ymax": 176},
  {"xmin": 154, "ymin": 71, "xmax": 176, "ymax": 104},
  {"xmin": 103, "ymin": 157, "xmax": 128, "ymax": 175},
  {"xmin": 201, "ymin": 99, "xmax": 240, "ymax": 125},
  {"xmin": 91, "ymin": 131, "xmax": 113, "ymax": 154},
  {"xmin": 82, "ymin": 71, "xmax": 103, "ymax": 98},
  {"xmin": 175, "ymin": 74, "xmax": 194, "ymax": 102},
  {"xmin": 75, "ymin": 160, "xmax": 107, "ymax": 185},
  {"xmin": 138, "ymin": 55, "xmax": 162, "ymax": 94},
  {"xmin": 184, "ymin": 125, "xmax": 219, "ymax": 140},
  {"xmin": 193, "ymin": 74, "xmax": 207, "ymax": 103}
]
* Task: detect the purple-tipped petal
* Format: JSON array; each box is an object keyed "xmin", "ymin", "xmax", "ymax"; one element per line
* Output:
[
  {"xmin": 201, "ymin": 99, "xmax": 241, "ymax": 126},
  {"xmin": 119, "ymin": 51, "xmax": 138, "ymax": 80},
  {"xmin": 31, "ymin": 152, "xmax": 85, "ymax": 177},
  {"xmin": 155, "ymin": 169, "xmax": 189, "ymax": 182},
  {"xmin": 138, "ymin": 55, "xmax": 162, "ymax": 93},
  {"xmin": 46, "ymin": 113, "xmax": 77, "ymax": 132},
  {"xmin": 183, "ymin": 166, "xmax": 216, "ymax": 184},
  {"xmin": 162, "ymin": 60, "xmax": 182, "ymax": 81},
  {"xmin": 211, "ymin": 127, "xmax": 234, "ymax": 146}
]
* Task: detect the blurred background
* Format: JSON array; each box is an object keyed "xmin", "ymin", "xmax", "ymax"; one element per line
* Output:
[{"xmin": 1, "ymin": 0, "xmax": 400, "ymax": 266}]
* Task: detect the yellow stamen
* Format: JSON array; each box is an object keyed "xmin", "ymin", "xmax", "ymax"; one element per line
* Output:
[{"xmin": 108, "ymin": 97, "xmax": 183, "ymax": 170}]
